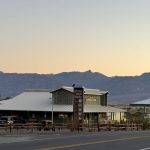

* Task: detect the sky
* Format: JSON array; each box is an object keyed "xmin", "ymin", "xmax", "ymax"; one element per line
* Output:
[{"xmin": 0, "ymin": 0, "xmax": 150, "ymax": 76}]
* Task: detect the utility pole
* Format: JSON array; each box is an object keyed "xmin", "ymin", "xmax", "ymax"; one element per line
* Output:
[
  {"xmin": 52, "ymin": 97, "xmax": 53, "ymax": 124},
  {"xmin": 50, "ymin": 97, "xmax": 54, "ymax": 124}
]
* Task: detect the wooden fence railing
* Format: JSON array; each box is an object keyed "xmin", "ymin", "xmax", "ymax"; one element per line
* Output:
[{"xmin": 0, "ymin": 122, "xmax": 144, "ymax": 134}]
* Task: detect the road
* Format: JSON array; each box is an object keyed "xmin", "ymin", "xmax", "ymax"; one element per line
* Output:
[{"xmin": 0, "ymin": 131, "xmax": 150, "ymax": 150}]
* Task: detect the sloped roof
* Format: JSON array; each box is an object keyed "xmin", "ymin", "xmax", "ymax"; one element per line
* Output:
[
  {"xmin": 53, "ymin": 105, "xmax": 125, "ymax": 113},
  {"xmin": 0, "ymin": 90, "xmax": 52, "ymax": 112},
  {"xmin": 130, "ymin": 99, "xmax": 150, "ymax": 106},
  {"xmin": 84, "ymin": 105, "xmax": 125, "ymax": 113},
  {"xmin": 51, "ymin": 86, "xmax": 108, "ymax": 95},
  {"xmin": 0, "ymin": 89, "xmax": 124, "ymax": 113}
]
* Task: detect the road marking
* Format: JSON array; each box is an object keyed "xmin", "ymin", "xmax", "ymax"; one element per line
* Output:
[
  {"xmin": 37, "ymin": 135, "xmax": 150, "ymax": 150},
  {"xmin": 140, "ymin": 148, "xmax": 150, "ymax": 150},
  {"xmin": 0, "ymin": 133, "xmax": 100, "ymax": 144}
]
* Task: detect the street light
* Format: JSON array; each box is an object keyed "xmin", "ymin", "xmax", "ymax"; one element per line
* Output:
[
  {"xmin": 52, "ymin": 98, "xmax": 53, "ymax": 124},
  {"xmin": 50, "ymin": 97, "xmax": 54, "ymax": 124}
]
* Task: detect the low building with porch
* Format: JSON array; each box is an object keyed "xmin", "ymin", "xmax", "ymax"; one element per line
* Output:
[
  {"xmin": 0, "ymin": 86, "xmax": 126, "ymax": 124},
  {"xmin": 130, "ymin": 99, "xmax": 150, "ymax": 120}
]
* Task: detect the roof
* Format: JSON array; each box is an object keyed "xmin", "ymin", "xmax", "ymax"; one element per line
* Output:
[
  {"xmin": 84, "ymin": 105, "xmax": 125, "ymax": 113},
  {"xmin": 51, "ymin": 86, "xmax": 108, "ymax": 95},
  {"xmin": 52, "ymin": 105, "xmax": 125, "ymax": 113},
  {"xmin": 0, "ymin": 89, "xmax": 52, "ymax": 112},
  {"xmin": 0, "ymin": 89, "xmax": 125, "ymax": 113},
  {"xmin": 130, "ymin": 99, "xmax": 150, "ymax": 106}
]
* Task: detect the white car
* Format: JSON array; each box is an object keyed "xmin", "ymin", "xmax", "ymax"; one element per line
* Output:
[{"xmin": 0, "ymin": 116, "xmax": 17, "ymax": 124}]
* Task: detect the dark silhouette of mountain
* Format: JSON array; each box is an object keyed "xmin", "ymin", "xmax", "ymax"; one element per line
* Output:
[{"xmin": 0, "ymin": 70, "xmax": 150, "ymax": 104}]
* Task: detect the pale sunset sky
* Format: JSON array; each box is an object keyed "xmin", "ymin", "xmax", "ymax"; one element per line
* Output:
[{"xmin": 0, "ymin": 0, "xmax": 150, "ymax": 76}]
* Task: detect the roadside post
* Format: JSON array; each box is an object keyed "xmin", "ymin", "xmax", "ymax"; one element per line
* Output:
[{"xmin": 9, "ymin": 123, "xmax": 12, "ymax": 133}]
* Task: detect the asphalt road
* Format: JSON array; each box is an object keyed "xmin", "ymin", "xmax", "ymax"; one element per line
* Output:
[{"xmin": 0, "ymin": 131, "xmax": 150, "ymax": 150}]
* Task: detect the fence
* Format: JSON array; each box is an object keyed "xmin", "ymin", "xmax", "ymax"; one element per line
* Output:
[
  {"xmin": 85, "ymin": 123, "xmax": 143, "ymax": 132},
  {"xmin": 0, "ymin": 122, "xmax": 144, "ymax": 134}
]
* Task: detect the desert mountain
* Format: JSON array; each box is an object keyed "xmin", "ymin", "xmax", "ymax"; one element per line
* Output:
[{"xmin": 0, "ymin": 70, "xmax": 150, "ymax": 104}]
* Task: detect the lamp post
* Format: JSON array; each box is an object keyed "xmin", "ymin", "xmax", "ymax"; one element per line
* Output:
[
  {"xmin": 50, "ymin": 98, "xmax": 54, "ymax": 124},
  {"xmin": 52, "ymin": 98, "xmax": 53, "ymax": 124},
  {"xmin": 50, "ymin": 97, "xmax": 54, "ymax": 124}
]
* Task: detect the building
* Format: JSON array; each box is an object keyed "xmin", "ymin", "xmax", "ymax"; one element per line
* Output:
[
  {"xmin": 130, "ymin": 99, "xmax": 150, "ymax": 119},
  {"xmin": 0, "ymin": 86, "xmax": 125, "ymax": 123},
  {"xmin": 0, "ymin": 89, "xmax": 51, "ymax": 122},
  {"xmin": 131, "ymin": 99, "xmax": 150, "ymax": 107},
  {"xmin": 51, "ymin": 86, "xmax": 125, "ymax": 123}
]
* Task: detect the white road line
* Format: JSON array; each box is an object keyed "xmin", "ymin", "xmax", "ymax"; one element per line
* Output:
[
  {"xmin": 0, "ymin": 133, "xmax": 100, "ymax": 144},
  {"xmin": 0, "ymin": 132, "xmax": 119, "ymax": 145},
  {"xmin": 140, "ymin": 148, "xmax": 150, "ymax": 150}
]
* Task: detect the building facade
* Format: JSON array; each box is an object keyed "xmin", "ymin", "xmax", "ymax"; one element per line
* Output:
[
  {"xmin": 51, "ymin": 86, "xmax": 125, "ymax": 124},
  {"xmin": 0, "ymin": 87, "xmax": 125, "ymax": 124}
]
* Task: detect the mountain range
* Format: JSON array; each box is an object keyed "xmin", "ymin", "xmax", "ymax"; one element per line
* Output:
[{"xmin": 0, "ymin": 70, "xmax": 150, "ymax": 104}]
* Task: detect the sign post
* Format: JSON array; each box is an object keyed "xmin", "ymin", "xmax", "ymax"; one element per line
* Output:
[{"xmin": 73, "ymin": 87, "xmax": 84, "ymax": 131}]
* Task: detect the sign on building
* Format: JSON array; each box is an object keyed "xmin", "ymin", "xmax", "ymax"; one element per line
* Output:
[{"xmin": 73, "ymin": 87, "xmax": 84, "ymax": 130}]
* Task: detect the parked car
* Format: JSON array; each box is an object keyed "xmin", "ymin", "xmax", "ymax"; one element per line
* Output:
[
  {"xmin": 0, "ymin": 116, "xmax": 18, "ymax": 124},
  {"xmin": 0, "ymin": 118, "xmax": 7, "ymax": 124}
]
